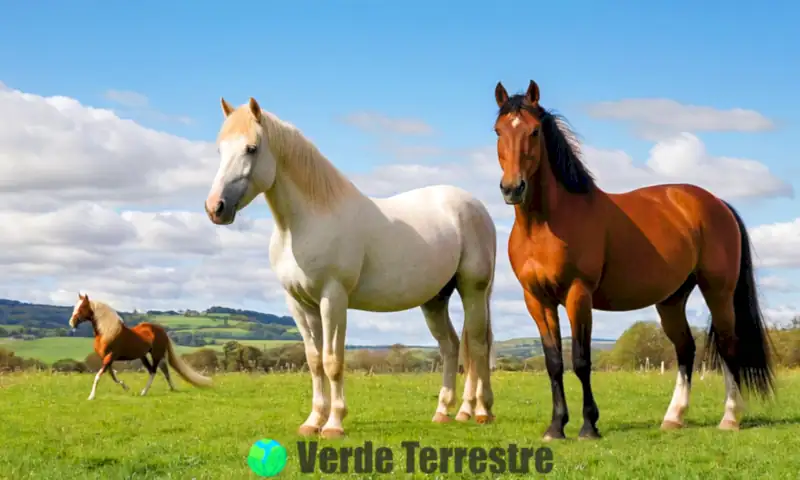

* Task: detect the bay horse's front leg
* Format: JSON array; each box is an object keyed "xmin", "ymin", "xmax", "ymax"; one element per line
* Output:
[
  {"xmin": 565, "ymin": 282, "xmax": 601, "ymax": 439},
  {"xmin": 87, "ymin": 353, "xmax": 114, "ymax": 400},
  {"xmin": 319, "ymin": 281, "xmax": 349, "ymax": 439},
  {"xmin": 286, "ymin": 293, "xmax": 329, "ymax": 436},
  {"xmin": 524, "ymin": 291, "xmax": 568, "ymax": 440}
]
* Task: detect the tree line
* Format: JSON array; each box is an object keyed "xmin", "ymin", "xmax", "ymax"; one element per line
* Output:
[{"xmin": 2, "ymin": 320, "xmax": 799, "ymax": 374}]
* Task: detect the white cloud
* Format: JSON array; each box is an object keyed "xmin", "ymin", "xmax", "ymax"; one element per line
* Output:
[
  {"xmin": 103, "ymin": 88, "xmax": 193, "ymax": 125},
  {"xmin": 0, "ymin": 82, "xmax": 797, "ymax": 346},
  {"xmin": 104, "ymin": 89, "xmax": 150, "ymax": 109},
  {"xmin": 340, "ymin": 112, "xmax": 434, "ymax": 136},
  {"xmin": 750, "ymin": 219, "xmax": 800, "ymax": 268},
  {"xmin": 585, "ymin": 98, "xmax": 775, "ymax": 139}
]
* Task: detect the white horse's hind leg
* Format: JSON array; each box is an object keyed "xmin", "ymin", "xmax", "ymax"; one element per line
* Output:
[
  {"xmin": 421, "ymin": 287, "xmax": 460, "ymax": 423},
  {"xmin": 286, "ymin": 293, "xmax": 329, "ymax": 436},
  {"xmin": 459, "ymin": 286, "xmax": 494, "ymax": 423},
  {"xmin": 319, "ymin": 281, "xmax": 349, "ymax": 439}
]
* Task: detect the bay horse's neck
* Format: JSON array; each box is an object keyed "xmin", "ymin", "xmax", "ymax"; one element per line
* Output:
[{"xmin": 514, "ymin": 157, "xmax": 595, "ymax": 232}]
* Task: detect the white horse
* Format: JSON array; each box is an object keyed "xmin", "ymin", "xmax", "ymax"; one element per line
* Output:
[{"xmin": 204, "ymin": 97, "xmax": 497, "ymax": 438}]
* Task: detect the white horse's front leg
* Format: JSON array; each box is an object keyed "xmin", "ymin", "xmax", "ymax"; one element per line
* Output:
[
  {"xmin": 286, "ymin": 293, "xmax": 329, "ymax": 436},
  {"xmin": 319, "ymin": 281, "xmax": 349, "ymax": 439},
  {"xmin": 421, "ymin": 297, "xmax": 459, "ymax": 423}
]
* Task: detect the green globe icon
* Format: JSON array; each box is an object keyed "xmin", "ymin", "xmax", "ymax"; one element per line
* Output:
[{"xmin": 247, "ymin": 439, "xmax": 287, "ymax": 477}]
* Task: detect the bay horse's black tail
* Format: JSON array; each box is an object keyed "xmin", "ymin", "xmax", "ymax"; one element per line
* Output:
[{"xmin": 705, "ymin": 201, "xmax": 775, "ymax": 398}]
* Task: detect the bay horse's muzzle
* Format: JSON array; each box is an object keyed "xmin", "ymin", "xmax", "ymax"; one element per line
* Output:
[{"xmin": 500, "ymin": 179, "xmax": 527, "ymax": 205}]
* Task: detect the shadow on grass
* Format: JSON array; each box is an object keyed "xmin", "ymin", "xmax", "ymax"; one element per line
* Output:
[{"xmin": 612, "ymin": 414, "xmax": 800, "ymax": 432}]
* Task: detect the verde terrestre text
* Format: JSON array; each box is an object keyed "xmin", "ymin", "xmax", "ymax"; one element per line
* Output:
[{"xmin": 296, "ymin": 440, "xmax": 554, "ymax": 474}]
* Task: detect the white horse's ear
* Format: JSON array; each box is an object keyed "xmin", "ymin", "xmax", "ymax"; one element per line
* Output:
[
  {"xmin": 248, "ymin": 97, "xmax": 262, "ymax": 121},
  {"xmin": 221, "ymin": 97, "xmax": 235, "ymax": 117}
]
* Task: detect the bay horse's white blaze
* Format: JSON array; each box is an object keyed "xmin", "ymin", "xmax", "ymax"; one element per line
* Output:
[{"xmin": 205, "ymin": 97, "xmax": 498, "ymax": 437}]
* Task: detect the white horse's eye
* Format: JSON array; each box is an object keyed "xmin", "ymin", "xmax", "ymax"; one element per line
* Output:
[{"xmin": 245, "ymin": 144, "xmax": 258, "ymax": 155}]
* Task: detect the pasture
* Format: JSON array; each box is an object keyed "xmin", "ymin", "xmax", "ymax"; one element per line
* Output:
[
  {"xmin": 1, "ymin": 371, "xmax": 799, "ymax": 479},
  {"xmin": 0, "ymin": 338, "xmax": 201, "ymax": 364}
]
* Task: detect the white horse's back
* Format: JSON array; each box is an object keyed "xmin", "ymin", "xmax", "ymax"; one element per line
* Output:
[{"xmin": 348, "ymin": 185, "xmax": 496, "ymax": 312}]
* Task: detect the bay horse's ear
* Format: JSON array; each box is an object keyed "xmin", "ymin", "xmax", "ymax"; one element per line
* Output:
[
  {"xmin": 77, "ymin": 292, "xmax": 82, "ymax": 300},
  {"xmin": 526, "ymin": 80, "xmax": 540, "ymax": 106},
  {"xmin": 495, "ymin": 82, "xmax": 509, "ymax": 108},
  {"xmin": 220, "ymin": 97, "xmax": 235, "ymax": 117},
  {"xmin": 248, "ymin": 97, "xmax": 262, "ymax": 122}
]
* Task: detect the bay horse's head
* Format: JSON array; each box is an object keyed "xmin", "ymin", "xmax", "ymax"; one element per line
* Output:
[
  {"xmin": 493, "ymin": 80, "xmax": 545, "ymax": 205},
  {"xmin": 206, "ymin": 97, "xmax": 276, "ymax": 225},
  {"xmin": 493, "ymin": 80, "xmax": 595, "ymax": 207},
  {"xmin": 69, "ymin": 293, "xmax": 94, "ymax": 332}
]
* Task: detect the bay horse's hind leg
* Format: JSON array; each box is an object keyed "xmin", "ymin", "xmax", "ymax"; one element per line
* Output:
[
  {"xmin": 420, "ymin": 276, "xmax": 460, "ymax": 423},
  {"xmin": 158, "ymin": 362, "xmax": 176, "ymax": 391},
  {"xmin": 140, "ymin": 356, "xmax": 158, "ymax": 396},
  {"xmin": 657, "ymin": 275, "xmax": 698, "ymax": 430}
]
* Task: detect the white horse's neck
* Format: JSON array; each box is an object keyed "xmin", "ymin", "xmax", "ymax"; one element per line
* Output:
[
  {"xmin": 263, "ymin": 174, "xmax": 315, "ymax": 231},
  {"xmin": 260, "ymin": 115, "xmax": 362, "ymax": 231}
]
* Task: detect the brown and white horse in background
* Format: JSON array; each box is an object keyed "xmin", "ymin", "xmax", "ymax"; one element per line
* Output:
[{"xmin": 69, "ymin": 293, "xmax": 212, "ymax": 400}]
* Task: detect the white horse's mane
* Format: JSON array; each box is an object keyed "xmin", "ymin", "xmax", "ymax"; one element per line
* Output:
[
  {"xmin": 219, "ymin": 106, "xmax": 359, "ymax": 210},
  {"xmin": 90, "ymin": 300, "xmax": 124, "ymax": 342}
]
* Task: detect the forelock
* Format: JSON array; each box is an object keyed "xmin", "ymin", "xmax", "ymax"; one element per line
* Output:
[{"xmin": 218, "ymin": 106, "xmax": 259, "ymax": 144}]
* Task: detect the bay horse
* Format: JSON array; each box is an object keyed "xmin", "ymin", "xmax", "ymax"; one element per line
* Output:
[
  {"xmin": 204, "ymin": 97, "xmax": 497, "ymax": 438},
  {"xmin": 493, "ymin": 80, "xmax": 774, "ymax": 440},
  {"xmin": 69, "ymin": 293, "xmax": 212, "ymax": 400}
]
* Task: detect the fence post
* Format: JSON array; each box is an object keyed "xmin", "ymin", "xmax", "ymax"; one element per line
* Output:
[
  {"xmin": 645, "ymin": 357, "xmax": 650, "ymax": 371},
  {"xmin": 660, "ymin": 361, "xmax": 665, "ymax": 375},
  {"xmin": 700, "ymin": 361, "xmax": 706, "ymax": 380}
]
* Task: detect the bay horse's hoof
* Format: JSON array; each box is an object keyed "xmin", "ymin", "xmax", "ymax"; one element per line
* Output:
[
  {"xmin": 542, "ymin": 430, "xmax": 566, "ymax": 442},
  {"xmin": 432, "ymin": 412, "xmax": 451, "ymax": 424},
  {"xmin": 320, "ymin": 427, "xmax": 345, "ymax": 439},
  {"xmin": 454, "ymin": 412, "xmax": 471, "ymax": 422},
  {"xmin": 475, "ymin": 414, "xmax": 495, "ymax": 425},
  {"xmin": 718, "ymin": 419, "xmax": 740, "ymax": 431},
  {"xmin": 297, "ymin": 425, "xmax": 320, "ymax": 436},
  {"xmin": 660, "ymin": 420, "xmax": 684, "ymax": 431},
  {"xmin": 578, "ymin": 426, "xmax": 601, "ymax": 440}
]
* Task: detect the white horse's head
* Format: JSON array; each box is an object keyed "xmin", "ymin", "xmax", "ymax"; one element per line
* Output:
[{"xmin": 206, "ymin": 97, "xmax": 277, "ymax": 225}]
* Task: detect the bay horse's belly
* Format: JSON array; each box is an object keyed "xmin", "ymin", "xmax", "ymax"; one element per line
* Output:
[{"xmin": 591, "ymin": 186, "xmax": 704, "ymax": 311}]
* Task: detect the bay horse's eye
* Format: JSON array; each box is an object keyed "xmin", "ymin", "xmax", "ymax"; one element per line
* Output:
[
  {"xmin": 531, "ymin": 128, "xmax": 539, "ymax": 138},
  {"xmin": 245, "ymin": 144, "xmax": 258, "ymax": 155},
  {"xmin": 494, "ymin": 128, "xmax": 501, "ymax": 136}
]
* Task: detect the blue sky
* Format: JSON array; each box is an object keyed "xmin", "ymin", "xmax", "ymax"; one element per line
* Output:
[{"xmin": 1, "ymin": 2, "xmax": 799, "ymax": 342}]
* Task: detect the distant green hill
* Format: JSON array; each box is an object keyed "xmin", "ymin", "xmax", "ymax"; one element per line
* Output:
[{"xmin": 0, "ymin": 298, "xmax": 616, "ymax": 364}]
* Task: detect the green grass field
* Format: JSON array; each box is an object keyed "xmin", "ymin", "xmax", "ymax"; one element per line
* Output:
[
  {"xmin": 148, "ymin": 314, "xmax": 224, "ymax": 329},
  {"xmin": 0, "ymin": 338, "xmax": 200, "ymax": 363},
  {"xmin": 1, "ymin": 371, "xmax": 799, "ymax": 479}
]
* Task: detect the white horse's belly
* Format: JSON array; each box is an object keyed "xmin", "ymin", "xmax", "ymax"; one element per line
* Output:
[{"xmin": 347, "ymin": 188, "xmax": 466, "ymax": 312}]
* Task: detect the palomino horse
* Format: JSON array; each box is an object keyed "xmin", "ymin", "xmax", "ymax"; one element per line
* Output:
[
  {"xmin": 69, "ymin": 293, "xmax": 212, "ymax": 400},
  {"xmin": 204, "ymin": 98, "xmax": 497, "ymax": 438},
  {"xmin": 492, "ymin": 80, "xmax": 774, "ymax": 440}
]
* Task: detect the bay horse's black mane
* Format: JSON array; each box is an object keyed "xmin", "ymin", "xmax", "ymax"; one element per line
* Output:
[{"xmin": 498, "ymin": 94, "xmax": 595, "ymax": 194}]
